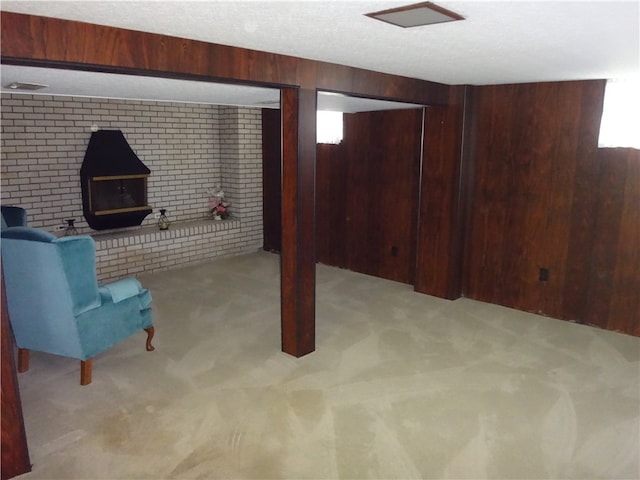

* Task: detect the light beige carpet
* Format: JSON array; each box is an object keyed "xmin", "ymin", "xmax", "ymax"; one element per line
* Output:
[{"xmin": 14, "ymin": 251, "xmax": 640, "ymax": 479}]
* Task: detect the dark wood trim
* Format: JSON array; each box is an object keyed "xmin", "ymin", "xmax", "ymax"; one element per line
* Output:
[
  {"xmin": 280, "ymin": 87, "xmax": 316, "ymax": 357},
  {"xmin": 262, "ymin": 108, "xmax": 283, "ymax": 253},
  {"xmin": 446, "ymin": 86, "xmax": 470, "ymax": 299},
  {"xmin": 459, "ymin": 85, "xmax": 480, "ymax": 297},
  {"xmin": 0, "ymin": 12, "xmax": 449, "ymax": 106},
  {"xmin": 1, "ymin": 275, "xmax": 31, "ymax": 480}
]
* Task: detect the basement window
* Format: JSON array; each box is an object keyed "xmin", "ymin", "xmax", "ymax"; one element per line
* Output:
[
  {"xmin": 598, "ymin": 78, "xmax": 640, "ymax": 149},
  {"xmin": 317, "ymin": 111, "xmax": 343, "ymax": 144}
]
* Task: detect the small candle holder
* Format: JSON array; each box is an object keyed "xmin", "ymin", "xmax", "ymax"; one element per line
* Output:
[
  {"xmin": 64, "ymin": 219, "xmax": 79, "ymax": 236},
  {"xmin": 158, "ymin": 209, "xmax": 170, "ymax": 230}
]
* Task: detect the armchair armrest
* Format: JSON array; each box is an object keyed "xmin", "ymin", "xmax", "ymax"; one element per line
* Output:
[{"xmin": 99, "ymin": 278, "xmax": 144, "ymax": 303}]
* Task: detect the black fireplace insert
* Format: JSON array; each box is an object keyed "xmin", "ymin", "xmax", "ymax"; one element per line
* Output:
[{"xmin": 80, "ymin": 130, "xmax": 152, "ymax": 230}]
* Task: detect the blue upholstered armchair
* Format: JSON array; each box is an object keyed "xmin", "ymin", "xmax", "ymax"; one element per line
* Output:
[{"xmin": 1, "ymin": 226, "xmax": 154, "ymax": 385}]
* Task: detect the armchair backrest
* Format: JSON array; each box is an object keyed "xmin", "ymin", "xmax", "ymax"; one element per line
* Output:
[
  {"xmin": 1, "ymin": 205, "xmax": 27, "ymax": 229},
  {"xmin": 1, "ymin": 227, "xmax": 101, "ymax": 359}
]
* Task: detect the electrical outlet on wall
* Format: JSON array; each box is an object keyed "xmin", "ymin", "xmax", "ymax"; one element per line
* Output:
[{"xmin": 539, "ymin": 267, "xmax": 549, "ymax": 282}]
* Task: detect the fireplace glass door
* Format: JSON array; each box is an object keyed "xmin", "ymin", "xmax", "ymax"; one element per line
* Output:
[{"xmin": 88, "ymin": 175, "xmax": 150, "ymax": 215}]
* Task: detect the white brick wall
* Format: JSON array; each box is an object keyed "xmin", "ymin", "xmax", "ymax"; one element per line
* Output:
[
  {"xmin": 1, "ymin": 93, "xmax": 264, "ymax": 281},
  {"xmin": 219, "ymin": 107, "xmax": 264, "ymax": 248}
]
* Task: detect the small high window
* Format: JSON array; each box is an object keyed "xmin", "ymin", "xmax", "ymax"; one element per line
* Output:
[
  {"xmin": 317, "ymin": 111, "xmax": 343, "ymax": 144},
  {"xmin": 598, "ymin": 79, "xmax": 640, "ymax": 149}
]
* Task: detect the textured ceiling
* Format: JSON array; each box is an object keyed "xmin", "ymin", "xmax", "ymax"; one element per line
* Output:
[{"xmin": 1, "ymin": 1, "xmax": 638, "ymax": 109}]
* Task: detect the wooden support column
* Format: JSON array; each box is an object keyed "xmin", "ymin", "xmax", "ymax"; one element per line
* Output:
[
  {"xmin": 1, "ymin": 275, "xmax": 31, "ymax": 479},
  {"xmin": 280, "ymin": 87, "xmax": 316, "ymax": 357}
]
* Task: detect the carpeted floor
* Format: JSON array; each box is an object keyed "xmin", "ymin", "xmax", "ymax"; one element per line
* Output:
[{"xmin": 14, "ymin": 251, "xmax": 640, "ymax": 479}]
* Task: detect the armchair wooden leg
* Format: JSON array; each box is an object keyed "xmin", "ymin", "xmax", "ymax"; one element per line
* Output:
[
  {"xmin": 144, "ymin": 326, "xmax": 155, "ymax": 351},
  {"xmin": 80, "ymin": 359, "xmax": 93, "ymax": 385},
  {"xmin": 17, "ymin": 348, "xmax": 29, "ymax": 373}
]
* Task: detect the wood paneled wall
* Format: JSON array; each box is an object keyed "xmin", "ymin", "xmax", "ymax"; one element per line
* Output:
[
  {"xmin": 315, "ymin": 109, "xmax": 423, "ymax": 284},
  {"xmin": 464, "ymin": 80, "xmax": 639, "ymax": 335},
  {"xmin": 316, "ymin": 142, "xmax": 348, "ymax": 267},
  {"xmin": 586, "ymin": 148, "xmax": 640, "ymax": 335},
  {"xmin": 465, "ymin": 80, "xmax": 603, "ymax": 318},
  {"xmin": 415, "ymin": 86, "xmax": 467, "ymax": 299}
]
